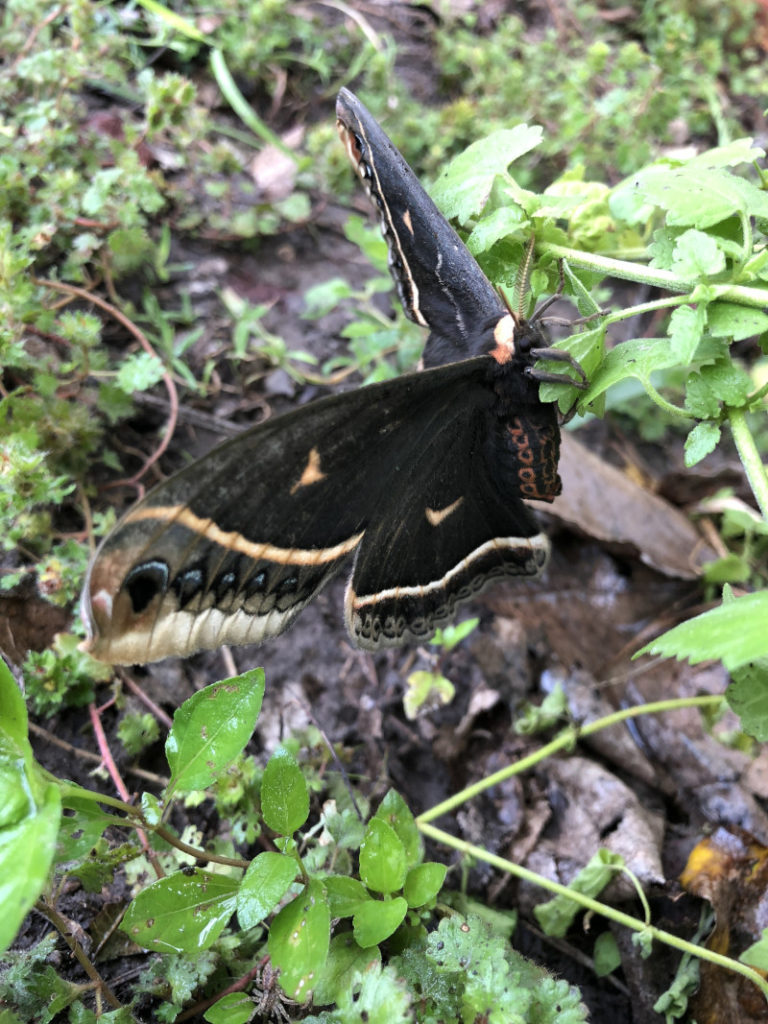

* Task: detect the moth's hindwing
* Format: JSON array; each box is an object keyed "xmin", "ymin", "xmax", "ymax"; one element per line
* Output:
[{"xmin": 83, "ymin": 360, "xmax": 551, "ymax": 664}]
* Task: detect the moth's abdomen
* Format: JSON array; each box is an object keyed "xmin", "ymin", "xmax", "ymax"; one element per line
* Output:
[{"xmin": 504, "ymin": 411, "xmax": 561, "ymax": 502}]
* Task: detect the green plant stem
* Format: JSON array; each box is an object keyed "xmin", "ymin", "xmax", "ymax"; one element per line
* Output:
[
  {"xmin": 418, "ymin": 821, "xmax": 768, "ymax": 1005},
  {"xmin": 210, "ymin": 49, "xmax": 295, "ymax": 156},
  {"xmin": 642, "ymin": 380, "xmax": 691, "ymax": 420},
  {"xmin": 58, "ymin": 784, "xmax": 250, "ymax": 867},
  {"xmin": 417, "ymin": 696, "xmax": 722, "ymax": 824},
  {"xmin": 544, "ymin": 244, "xmax": 768, "ymax": 308},
  {"xmin": 602, "ymin": 295, "xmax": 691, "ymax": 324},
  {"xmin": 727, "ymin": 406, "xmax": 768, "ymax": 520}
]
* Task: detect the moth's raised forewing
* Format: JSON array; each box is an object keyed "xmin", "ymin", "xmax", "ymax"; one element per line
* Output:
[{"xmin": 336, "ymin": 88, "xmax": 510, "ymax": 367}]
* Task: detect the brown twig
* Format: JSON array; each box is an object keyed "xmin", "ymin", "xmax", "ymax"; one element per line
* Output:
[{"xmin": 35, "ymin": 899, "xmax": 123, "ymax": 1010}]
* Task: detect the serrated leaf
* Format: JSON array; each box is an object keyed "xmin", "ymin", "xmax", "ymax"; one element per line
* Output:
[
  {"xmin": 684, "ymin": 374, "xmax": 720, "ymax": 418},
  {"xmin": 726, "ymin": 660, "xmax": 768, "ymax": 741},
  {"xmin": 670, "ymin": 229, "xmax": 725, "ymax": 278},
  {"xmin": 700, "ymin": 359, "xmax": 751, "ymax": 404},
  {"xmin": 268, "ymin": 879, "xmax": 330, "ymax": 1001},
  {"xmin": 334, "ymin": 962, "xmax": 412, "ymax": 1023},
  {"xmin": 121, "ymin": 870, "xmax": 238, "ymax": 953},
  {"xmin": 374, "ymin": 790, "xmax": 423, "ymax": 869},
  {"xmin": 56, "ymin": 796, "xmax": 113, "ymax": 865},
  {"xmin": 466, "ymin": 204, "xmax": 526, "ymax": 255},
  {"xmin": 431, "ymin": 125, "xmax": 543, "ymax": 222},
  {"xmin": 403, "ymin": 862, "xmax": 447, "ymax": 908},
  {"xmin": 115, "ymin": 352, "xmax": 165, "ymax": 394},
  {"xmin": 637, "ymin": 166, "xmax": 747, "ymax": 229},
  {"xmin": 360, "ymin": 817, "xmax": 407, "ymax": 894},
  {"xmin": 165, "ymin": 670, "xmax": 265, "ymax": 795},
  {"xmin": 687, "ymin": 137, "xmax": 765, "ymax": 168},
  {"xmin": 707, "ymin": 302, "xmax": 768, "ymax": 341},
  {"xmin": 668, "ymin": 304, "xmax": 706, "ymax": 362},
  {"xmin": 261, "ymin": 746, "xmax": 309, "ymax": 835},
  {"xmin": 684, "ymin": 421, "xmax": 721, "ymax": 466},
  {"xmin": 353, "ymin": 897, "xmax": 408, "ymax": 947},
  {"xmin": 639, "ymin": 591, "xmax": 768, "ymax": 670},
  {"xmin": 236, "ymin": 851, "xmax": 298, "ymax": 929}
]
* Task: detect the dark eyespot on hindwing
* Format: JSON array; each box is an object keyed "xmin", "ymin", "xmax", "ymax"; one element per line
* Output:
[
  {"xmin": 172, "ymin": 564, "xmax": 206, "ymax": 608},
  {"xmin": 124, "ymin": 560, "xmax": 170, "ymax": 614}
]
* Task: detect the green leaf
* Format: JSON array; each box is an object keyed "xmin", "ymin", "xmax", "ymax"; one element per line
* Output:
[
  {"xmin": 165, "ymin": 669, "xmax": 265, "ymax": 795},
  {"xmin": 268, "ymin": 879, "xmax": 330, "ymax": 1001},
  {"xmin": 584, "ymin": 336, "xmax": 677, "ymax": 403},
  {"xmin": 261, "ymin": 746, "xmax": 309, "ymax": 835},
  {"xmin": 684, "ymin": 421, "xmax": 721, "ymax": 467},
  {"xmin": 726, "ymin": 661, "xmax": 768, "ymax": 741},
  {"xmin": 56, "ymin": 796, "xmax": 113, "ymax": 865},
  {"xmin": 430, "ymin": 617, "xmax": 479, "ymax": 651},
  {"xmin": 114, "ymin": 351, "xmax": 165, "ymax": 393},
  {"xmin": 668, "ymin": 304, "xmax": 706, "ymax": 362},
  {"xmin": 687, "ymin": 137, "xmax": 765, "ymax": 169},
  {"xmin": 594, "ymin": 932, "xmax": 622, "ymax": 977},
  {"xmin": 0, "ymin": 659, "xmax": 27, "ymax": 747},
  {"xmin": 323, "ymin": 875, "xmax": 369, "ymax": 918},
  {"xmin": 0, "ymin": 660, "xmax": 62, "ymax": 952},
  {"xmin": 353, "ymin": 896, "xmax": 408, "ymax": 947},
  {"xmin": 431, "ymin": 125, "xmax": 543, "ymax": 222},
  {"xmin": 403, "ymin": 670, "xmax": 455, "ymax": 720},
  {"xmin": 639, "ymin": 591, "xmax": 768, "ymax": 670},
  {"xmin": 467, "ymin": 204, "xmax": 526, "ymax": 255},
  {"xmin": 360, "ymin": 818, "xmax": 407, "ymax": 895},
  {"xmin": 374, "ymin": 790, "xmax": 423, "ymax": 869},
  {"xmin": 670, "ymin": 229, "xmax": 725, "ymax": 278},
  {"xmin": 707, "ymin": 302, "xmax": 768, "ymax": 341},
  {"xmin": 684, "ymin": 374, "xmax": 720, "ymax": 418},
  {"xmin": 701, "ymin": 359, "xmax": 751, "ymax": 405},
  {"xmin": 203, "ymin": 992, "xmax": 254, "ymax": 1024},
  {"xmin": 534, "ymin": 850, "xmax": 624, "ymax": 937},
  {"xmin": 0, "ymin": 783, "xmax": 61, "ymax": 953},
  {"xmin": 637, "ymin": 166, "xmax": 752, "ymax": 229},
  {"xmin": 236, "ymin": 851, "xmax": 297, "ymax": 930},
  {"xmin": 333, "ymin": 961, "xmax": 412, "ymax": 1023},
  {"xmin": 121, "ymin": 870, "xmax": 238, "ymax": 953},
  {"xmin": 403, "ymin": 862, "xmax": 447, "ymax": 908},
  {"xmin": 740, "ymin": 928, "xmax": 768, "ymax": 970},
  {"xmin": 312, "ymin": 932, "xmax": 381, "ymax": 1006}
]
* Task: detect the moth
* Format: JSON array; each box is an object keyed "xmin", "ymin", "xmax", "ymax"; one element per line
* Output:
[{"xmin": 81, "ymin": 88, "xmax": 579, "ymax": 665}]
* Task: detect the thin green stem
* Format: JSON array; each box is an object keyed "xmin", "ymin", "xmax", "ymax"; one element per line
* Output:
[
  {"xmin": 210, "ymin": 49, "xmax": 295, "ymax": 156},
  {"xmin": 418, "ymin": 822, "xmax": 768, "ymax": 1005},
  {"xmin": 544, "ymin": 243, "xmax": 768, "ymax": 308},
  {"xmin": 417, "ymin": 696, "xmax": 723, "ymax": 825},
  {"xmin": 728, "ymin": 406, "xmax": 768, "ymax": 520},
  {"xmin": 58, "ymin": 783, "xmax": 137, "ymax": 816},
  {"xmin": 642, "ymin": 380, "xmax": 691, "ymax": 421},
  {"xmin": 602, "ymin": 296, "xmax": 691, "ymax": 324}
]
